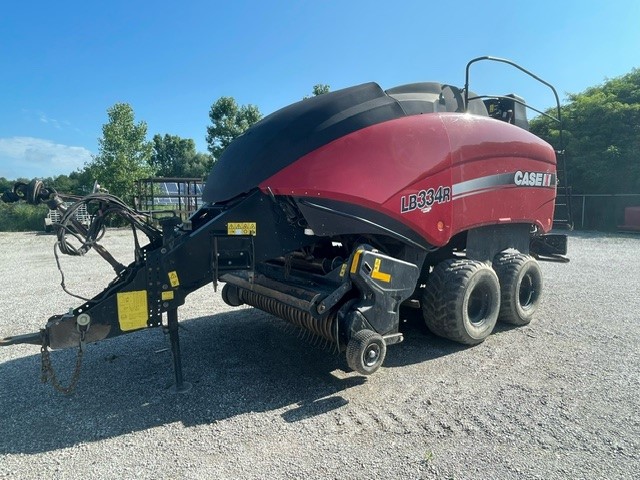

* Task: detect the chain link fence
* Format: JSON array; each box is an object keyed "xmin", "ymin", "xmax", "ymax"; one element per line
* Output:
[{"xmin": 569, "ymin": 194, "xmax": 640, "ymax": 231}]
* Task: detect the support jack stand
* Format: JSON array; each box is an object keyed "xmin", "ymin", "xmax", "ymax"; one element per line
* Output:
[{"xmin": 167, "ymin": 308, "xmax": 192, "ymax": 394}]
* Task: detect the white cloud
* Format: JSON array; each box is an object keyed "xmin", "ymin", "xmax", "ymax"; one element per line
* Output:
[
  {"xmin": 38, "ymin": 112, "xmax": 62, "ymax": 129},
  {"xmin": 0, "ymin": 137, "xmax": 94, "ymax": 179}
]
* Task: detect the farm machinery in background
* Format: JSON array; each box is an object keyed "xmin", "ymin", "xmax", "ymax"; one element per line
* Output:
[{"xmin": 1, "ymin": 57, "xmax": 569, "ymax": 393}]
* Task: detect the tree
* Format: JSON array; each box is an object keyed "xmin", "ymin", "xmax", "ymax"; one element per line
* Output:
[
  {"xmin": 303, "ymin": 84, "xmax": 331, "ymax": 99},
  {"xmin": 0, "ymin": 177, "xmax": 12, "ymax": 194},
  {"xmin": 205, "ymin": 97, "xmax": 262, "ymax": 161},
  {"xmin": 530, "ymin": 69, "xmax": 640, "ymax": 194},
  {"xmin": 312, "ymin": 84, "xmax": 330, "ymax": 96},
  {"xmin": 68, "ymin": 169, "xmax": 94, "ymax": 195},
  {"xmin": 49, "ymin": 174, "xmax": 79, "ymax": 194},
  {"xmin": 184, "ymin": 152, "xmax": 211, "ymax": 178},
  {"xmin": 150, "ymin": 134, "xmax": 210, "ymax": 178},
  {"xmin": 84, "ymin": 103, "xmax": 152, "ymax": 201}
]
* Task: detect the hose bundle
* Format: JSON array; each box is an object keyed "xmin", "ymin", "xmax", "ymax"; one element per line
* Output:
[
  {"xmin": 55, "ymin": 192, "xmax": 161, "ymax": 257},
  {"xmin": 53, "ymin": 192, "xmax": 162, "ymax": 301}
]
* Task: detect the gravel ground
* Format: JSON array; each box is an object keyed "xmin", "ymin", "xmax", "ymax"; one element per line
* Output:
[{"xmin": 0, "ymin": 229, "xmax": 638, "ymax": 479}]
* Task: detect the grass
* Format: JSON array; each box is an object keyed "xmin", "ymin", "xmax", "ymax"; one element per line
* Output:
[{"xmin": 0, "ymin": 203, "xmax": 49, "ymax": 232}]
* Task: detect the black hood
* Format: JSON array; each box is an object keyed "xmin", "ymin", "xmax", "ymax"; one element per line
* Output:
[
  {"xmin": 203, "ymin": 81, "xmax": 482, "ymax": 204},
  {"xmin": 203, "ymin": 82, "xmax": 404, "ymax": 203}
]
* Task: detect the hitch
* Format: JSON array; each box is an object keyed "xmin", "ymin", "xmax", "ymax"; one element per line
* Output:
[
  {"xmin": 0, "ymin": 332, "xmax": 42, "ymax": 346},
  {"xmin": 0, "ymin": 178, "xmax": 193, "ymax": 394}
]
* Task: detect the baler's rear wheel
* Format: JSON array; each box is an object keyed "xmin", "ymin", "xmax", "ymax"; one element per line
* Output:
[
  {"xmin": 346, "ymin": 329, "xmax": 387, "ymax": 375},
  {"xmin": 493, "ymin": 252, "xmax": 543, "ymax": 326},
  {"xmin": 422, "ymin": 259, "xmax": 500, "ymax": 345}
]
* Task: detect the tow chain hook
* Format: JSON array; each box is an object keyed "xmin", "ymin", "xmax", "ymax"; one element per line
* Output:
[{"xmin": 40, "ymin": 313, "xmax": 91, "ymax": 395}]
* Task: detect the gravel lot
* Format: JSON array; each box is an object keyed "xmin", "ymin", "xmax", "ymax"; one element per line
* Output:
[{"xmin": 0, "ymin": 229, "xmax": 638, "ymax": 479}]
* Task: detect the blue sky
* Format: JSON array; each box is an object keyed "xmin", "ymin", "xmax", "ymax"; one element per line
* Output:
[{"xmin": 1, "ymin": 0, "xmax": 639, "ymax": 179}]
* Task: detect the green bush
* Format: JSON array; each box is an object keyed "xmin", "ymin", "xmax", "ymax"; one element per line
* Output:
[{"xmin": 0, "ymin": 203, "xmax": 49, "ymax": 231}]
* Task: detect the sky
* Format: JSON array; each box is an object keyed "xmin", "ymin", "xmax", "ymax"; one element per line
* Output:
[{"xmin": 1, "ymin": 0, "xmax": 639, "ymax": 180}]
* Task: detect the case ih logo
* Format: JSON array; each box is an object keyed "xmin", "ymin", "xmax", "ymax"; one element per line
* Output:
[{"xmin": 514, "ymin": 171, "xmax": 555, "ymax": 187}]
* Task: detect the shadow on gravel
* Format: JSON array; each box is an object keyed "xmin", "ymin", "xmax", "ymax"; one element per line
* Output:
[
  {"xmin": 566, "ymin": 230, "xmax": 640, "ymax": 240},
  {"xmin": 0, "ymin": 308, "xmax": 463, "ymax": 455},
  {"xmin": 383, "ymin": 309, "xmax": 468, "ymax": 368}
]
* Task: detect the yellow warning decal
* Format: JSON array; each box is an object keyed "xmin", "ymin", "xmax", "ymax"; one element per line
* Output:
[
  {"xmin": 371, "ymin": 258, "xmax": 392, "ymax": 283},
  {"xmin": 350, "ymin": 249, "xmax": 363, "ymax": 274},
  {"xmin": 339, "ymin": 263, "xmax": 347, "ymax": 277},
  {"xmin": 117, "ymin": 290, "xmax": 148, "ymax": 331},
  {"xmin": 227, "ymin": 222, "xmax": 257, "ymax": 236},
  {"xmin": 168, "ymin": 271, "xmax": 180, "ymax": 288},
  {"xmin": 161, "ymin": 291, "xmax": 174, "ymax": 301}
]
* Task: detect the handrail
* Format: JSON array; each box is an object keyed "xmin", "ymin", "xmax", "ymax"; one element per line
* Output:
[{"xmin": 464, "ymin": 56, "xmax": 562, "ymax": 125}]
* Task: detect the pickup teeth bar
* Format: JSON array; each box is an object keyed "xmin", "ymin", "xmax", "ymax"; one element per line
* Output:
[{"xmin": 238, "ymin": 288, "xmax": 337, "ymax": 343}]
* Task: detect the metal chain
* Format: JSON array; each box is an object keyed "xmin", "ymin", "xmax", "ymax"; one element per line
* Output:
[{"xmin": 40, "ymin": 339, "xmax": 84, "ymax": 395}]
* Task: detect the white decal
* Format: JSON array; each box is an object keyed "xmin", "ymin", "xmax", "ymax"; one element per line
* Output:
[{"xmin": 514, "ymin": 171, "xmax": 553, "ymax": 187}]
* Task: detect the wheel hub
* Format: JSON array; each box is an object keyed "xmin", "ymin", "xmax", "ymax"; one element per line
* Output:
[
  {"xmin": 519, "ymin": 273, "xmax": 536, "ymax": 310},
  {"xmin": 468, "ymin": 284, "xmax": 491, "ymax": 325},
  {"xmin": 364, "ymin": 344, "xmax": 381, "ymax": 367}
]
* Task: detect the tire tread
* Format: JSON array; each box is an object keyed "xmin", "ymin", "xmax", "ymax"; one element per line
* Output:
[
  {"xmin": 493, "ymin": 252, "xmax": 542, "ymax": 326},
  {"xmin": 422, "ymin": 259, "xmax": 499, "ymax": 345}
]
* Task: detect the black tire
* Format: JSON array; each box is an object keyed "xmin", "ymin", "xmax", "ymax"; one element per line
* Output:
[
  {"xmin": 422, "ymin": 259, "xmax": 500, "ymax": 345},
  {"xmin": 493, "ymin": 252, "xmax": 543, "ymax": 326},
  {"xmin": 346, "ymin": 329, "xmax": 387, "ymax": 375}
]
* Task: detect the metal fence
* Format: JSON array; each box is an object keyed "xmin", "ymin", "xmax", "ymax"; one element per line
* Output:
[
  {"xmin": 569, "ymin": 194, "xmax": 640, "ymax": 231},
  {"xmin": 134, "ymin": 177, "xmax": 204, "ymax": 222}
]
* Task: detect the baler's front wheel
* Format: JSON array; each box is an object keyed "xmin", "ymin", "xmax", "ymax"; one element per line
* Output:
[
  {"xmin": 422, "ymin": 259, "xmax": 500, "ymax": 345},
  {"xmin": 493, "ymin": 252, "xmax": 543, "ymax": 326},
  {"xmin": 346, "ymin": 329, "xmax": 387, "ymax": 375},
  {"xmin": 221, "ymin": 284, "xmax": 243, "ymax": 307}
]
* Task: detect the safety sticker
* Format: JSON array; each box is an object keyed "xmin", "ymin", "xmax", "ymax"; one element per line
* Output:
[
  {"xmin": 371, "ymin": 258, "xmax": 391, "ymax": 283},
  {"xmin": 227, "ymin": 222, "xmax": 257, "ymax": 236},
  {"xmin": 339, "ymin": 263, "xmax": 347, "ymax": 277},
  {"xmin": 161, "ymin": 291, "xmax": 175, "ymax": 301},
  {"xmin": 168, "ymin": 271, "xmax": 180, "ymax": 288},
  {"xmin": 117, "ymin": 290, "xmax": 148, "ymax": 331},
  {"xmin": 350, "ymin": 249, "xmax": 363, "ymax": 274}
]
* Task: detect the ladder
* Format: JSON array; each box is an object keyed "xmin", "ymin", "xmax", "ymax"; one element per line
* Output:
[{"xmin": 553, "ymin": 150, "xmax": 573, "ymax": 229}]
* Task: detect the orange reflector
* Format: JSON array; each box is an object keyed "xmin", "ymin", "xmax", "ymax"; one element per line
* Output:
[{"xmin": 437, "ymin": 221, "xmax": 445, "ymax": 231}]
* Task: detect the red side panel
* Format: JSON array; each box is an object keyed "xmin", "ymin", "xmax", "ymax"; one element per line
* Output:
[
  {"xmin": 442, "ymin": 114, "xmax": 557, "ymax": 235},
  {"xmin": 260, "ymin": 113, "xmax": 557, "ymax": 246}
]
